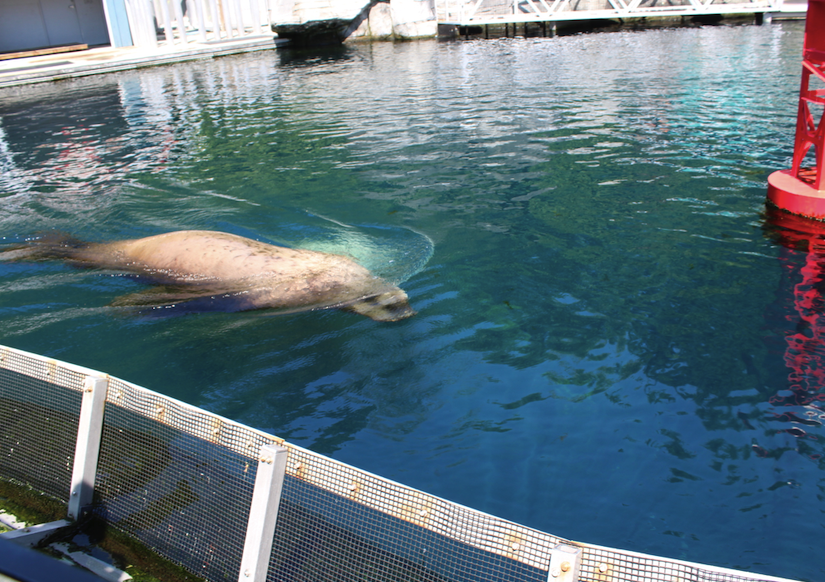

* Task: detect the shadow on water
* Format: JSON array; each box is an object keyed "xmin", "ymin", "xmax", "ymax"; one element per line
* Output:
[{"xmin": 276, "ymin": 43, "xmax": 366, "ymax": 69}]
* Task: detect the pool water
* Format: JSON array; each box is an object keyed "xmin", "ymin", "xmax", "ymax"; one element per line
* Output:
[{"xmin": 1, "ymin": 21, "xmax": 821, "ymax": 580}]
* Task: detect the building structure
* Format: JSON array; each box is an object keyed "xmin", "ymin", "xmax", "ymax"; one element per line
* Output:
[
  {"xmin": 0, "ymin": 0, "xmax": 809, "ymax": 55},
  {"xmin": 0, "ymin": 0, "xmax": 274, "ymax": 54}
]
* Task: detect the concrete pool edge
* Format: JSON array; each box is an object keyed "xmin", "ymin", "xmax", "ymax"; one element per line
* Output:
[{"xmin": 0, "ymin": 36, "xmax": 288, "ymax": 90}]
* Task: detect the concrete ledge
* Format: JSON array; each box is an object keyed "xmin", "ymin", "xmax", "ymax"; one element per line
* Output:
[
  {"xmin": 0, "ymin": 537, "xmax": 105, "ymax": 582},
  {"xmin": 0, "ymin": 519, "xmax": 72, "ymax": 547},
  {"xmin": 0, "ymin": 36, "xmax": 287, "ymax": 89}
]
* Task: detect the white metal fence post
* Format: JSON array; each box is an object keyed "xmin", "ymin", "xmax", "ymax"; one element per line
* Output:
[
  {"xmin": 171, "ymin": 0, "xmax": 188, "ymax": 42},
  {"xmin": 238, "ymin": 443, "xmax": 288, "ymax": 582},
  {"xmin": 192, "ymin": 0, "xmax": 209, "ymax": 41},
  {"xmin": 208, "ymin": 0, "xmax": 223, "ymax": 40},
  {"xmin": 68, "ymin": 375, "xmax": 109, "ymax": 520},
  {"xmin": 158, "ymin": 0, "xmax": 176, "ymax": 44}
]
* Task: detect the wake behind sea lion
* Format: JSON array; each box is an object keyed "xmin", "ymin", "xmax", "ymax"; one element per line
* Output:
[{"xmin": 1, "ymin": 230, "xmax": 416, "ymax": 322}]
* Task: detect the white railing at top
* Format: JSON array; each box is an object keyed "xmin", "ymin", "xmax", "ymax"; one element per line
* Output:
[
  {"xmin": 435, "ymin": 0, "xmax": 783, "ymax": 25},
  {"xmin": 124, "ymin": 0, "xmax": 272, "ymax": 49}
]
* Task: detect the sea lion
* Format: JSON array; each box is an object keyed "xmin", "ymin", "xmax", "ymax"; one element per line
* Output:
[{"xmin": 2, "ymin": 230, "xmax": 416, "ymax": 322}]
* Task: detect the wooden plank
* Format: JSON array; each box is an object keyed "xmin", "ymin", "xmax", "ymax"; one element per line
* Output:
[{"xmin": 0, "ymin": 44, "xmax": 89, "ymax": 62}]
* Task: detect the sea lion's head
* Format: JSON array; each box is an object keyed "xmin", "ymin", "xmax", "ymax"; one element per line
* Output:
[{"xmin": 343, "ymin": 288, "xmax": 416, "ymax": 322}]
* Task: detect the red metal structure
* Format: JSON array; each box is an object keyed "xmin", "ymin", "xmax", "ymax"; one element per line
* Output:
[{"xmin": 767, "ymin": 0, "xmax": 825, "ymax": 218}]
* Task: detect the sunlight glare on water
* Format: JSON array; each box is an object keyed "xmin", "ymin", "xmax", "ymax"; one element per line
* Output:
[{"xmin": 0, "ymin": 21, "xmax": 822, "ymax": 581}]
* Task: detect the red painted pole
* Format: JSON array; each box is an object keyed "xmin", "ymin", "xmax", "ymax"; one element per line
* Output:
[{"xmin": 767, "ymin": 0, "xmax": 825, "ymax": 218}]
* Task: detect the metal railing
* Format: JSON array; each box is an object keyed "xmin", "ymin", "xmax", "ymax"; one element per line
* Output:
[
  {"xmin": 0, "ymin": 344, "xmax": 802, "ymax": 582},
  {"xmin": 435, "ymin": 0, "xmax": 790, "ymax": 26},
  {"xmin": 124, "ymin": 0, "xmax": 272, "ymax": 49}
]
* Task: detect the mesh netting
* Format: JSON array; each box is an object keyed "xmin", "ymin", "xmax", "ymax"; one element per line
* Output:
[
  {"xmin": 0, "ymin": 345, "xmax": 799, "ymax": 582},
  {"xmin": 0, "ymin": 348, "xmax": 85, "ymax": 501},
  {"xmin": 92, "ymin": 376, "xmax": 279, "ymax": 581},
  {"xmin": 268, "ymin": 446, "xmax": 553, "ymax": 582}
]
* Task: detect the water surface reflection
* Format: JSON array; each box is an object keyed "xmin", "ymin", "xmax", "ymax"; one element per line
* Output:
[
  {"xmin": 764, "ymin": 209, "xmax": 825, "ymax": 461},
  {"xmin": 0, "ymin": 23, "xmax": 821, "ymax": 580}
]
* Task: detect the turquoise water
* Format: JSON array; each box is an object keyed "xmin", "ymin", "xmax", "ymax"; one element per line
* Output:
[{"xmin": 0, "ymin": 22, "xmax": 821, "ymax": 580}]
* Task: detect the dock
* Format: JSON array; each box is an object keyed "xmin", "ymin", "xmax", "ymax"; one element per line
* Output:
[
  {"xmin": 0, "ymin": 34, "xmax": 285, "ymax": 90},
  {"xmin": 435, "ymin": 0, "xmax": 807, "ymax": 27},
  {"xmin": 0, "ymin": 0, "xmax": 808, "ymax": 87}
]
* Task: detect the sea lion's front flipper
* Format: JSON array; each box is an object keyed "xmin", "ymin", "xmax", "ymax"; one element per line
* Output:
[
  {"xmin": 341, "ymin": 289, "xmax": 416, "ymax": 322},
  {"xmin": 110, "ymin": 284, "xmax": 254, "ymax": 312}
]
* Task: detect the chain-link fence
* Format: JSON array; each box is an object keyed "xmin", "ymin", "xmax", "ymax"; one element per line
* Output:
[{"xmin": 0, "ymin": 344, "xmax": 800, "ymax": 582}]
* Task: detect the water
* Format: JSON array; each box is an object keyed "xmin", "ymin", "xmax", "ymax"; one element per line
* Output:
[{"xmin": 0, "ymin": 22, "xmax": 820, "ymax": 580}]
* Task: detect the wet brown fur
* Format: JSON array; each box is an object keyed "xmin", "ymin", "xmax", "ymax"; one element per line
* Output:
[{"xmin": 3, "ymin": 230, "xmax": 416, "ymax": 322}]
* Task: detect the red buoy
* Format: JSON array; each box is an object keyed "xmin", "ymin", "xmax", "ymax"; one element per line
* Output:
[{"xmin": 767, "ymin": 0, "xmax": 825, "ymax": 219}]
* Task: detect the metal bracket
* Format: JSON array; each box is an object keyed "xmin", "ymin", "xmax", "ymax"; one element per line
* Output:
[
  {"xmin": 52, "ymin": 542, "xmax": 133, "ymax": 582},
  {"xmin": 0, "ymin": 519, "xmax": 72, "ymax": 547},
  {"xmin": 547, "ymin": 543, "xmax": 582, "ymax": 582}
]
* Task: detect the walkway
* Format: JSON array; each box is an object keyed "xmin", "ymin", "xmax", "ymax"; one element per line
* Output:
[
  {"xmin": 435, "ymin": 0, "xmax": 807, "ymax": 26},
  {"xmin": 0, "ymin": 35, "xmax": 285, "ymax": 90}
]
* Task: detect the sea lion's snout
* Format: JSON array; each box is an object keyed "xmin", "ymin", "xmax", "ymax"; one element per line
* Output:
[{"xmin": 344, "ymin": 289, "xmax": 416, "ymax": 322}]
